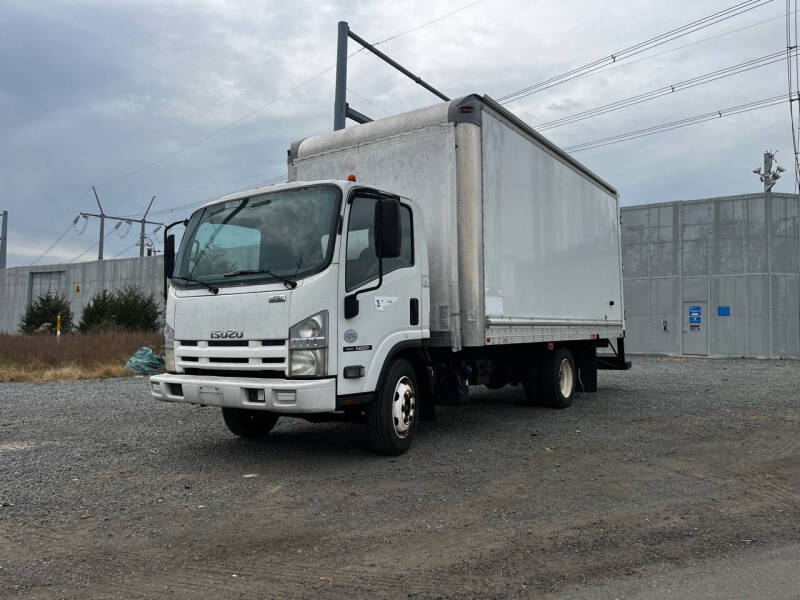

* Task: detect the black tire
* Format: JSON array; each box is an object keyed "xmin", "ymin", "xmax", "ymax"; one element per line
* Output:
[
  {"xmin": 222, "ymin": 407, "xmax": 279, "ymax": 438},
  {"xmin": 367, "ymin": 359, "xmax": 419, "ymax": 455},
  {"xmin": 539, "ymin": 347, "xmax": 575, "ymax": 409}
]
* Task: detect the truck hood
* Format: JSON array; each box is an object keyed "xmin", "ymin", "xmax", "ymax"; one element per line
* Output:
[{"xmin": 173, "ymin": 289, "xmax": 291, "ymax": 341}]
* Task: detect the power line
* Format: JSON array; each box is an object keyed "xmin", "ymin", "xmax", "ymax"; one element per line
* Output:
[
  {"xmin": 787, "ymin": 0, "xmax": 800, "ymax": 191},
  {"xmin": 94, "ymin": 69, "xmax": 336, "ymax": 190},
  {"xmin": 564, "ymin": 94, "xmax": 788, "ymax": 152},
  {"xmin": 112, "ymin": 242, "xmax": 141, "ymax": 259},
  {"xmin": 583, "ymin": 9, "xmax": 798, "ymax": 84},
  {"xmin": 346, "ymin": 87, "xmax": 392, "ymax": 115},
  {"xmin": 155, "ymin": 169, "xmax": 282, "ymax": 198},
  {"xmin": 31, "ymin": 221, "xmax": 77, "ymax": 265},
  {"xmin": 498, "ymin": 0, "xmax": 774, "ymax": 104},
  {"xmin": 140, "ymin": 171, "xmax": 288, "ymax": 218},
  {"xmin": 536, "ymin": 50, "xmax": 793, "ymax": 131},
  {"xmin": 69, "ymin": 222, "xmax": 123, "ymax": 263},
  {"xmin": 368, "ymin": 0, "xmax": 485, "ymax": 47}
]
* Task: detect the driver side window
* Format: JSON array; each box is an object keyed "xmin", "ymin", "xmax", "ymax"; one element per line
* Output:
[{"xmin": 345, "ymin": 196, "xmax": 413, "ymax": 291}]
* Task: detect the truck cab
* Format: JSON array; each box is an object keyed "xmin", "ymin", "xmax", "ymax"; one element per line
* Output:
[{"xmin": 150, "ymin": 179, "xmax": 430, "ymax": 454}]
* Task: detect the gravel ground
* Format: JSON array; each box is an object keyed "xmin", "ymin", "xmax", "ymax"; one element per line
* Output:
[{"xmin": 1, "ymin": 356, "xmax": 798, "ymax": 599}]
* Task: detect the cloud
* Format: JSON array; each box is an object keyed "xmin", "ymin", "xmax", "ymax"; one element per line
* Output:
[{"xmin": 1, "ymin": 0, "xmax": 795, "ymax": 266}]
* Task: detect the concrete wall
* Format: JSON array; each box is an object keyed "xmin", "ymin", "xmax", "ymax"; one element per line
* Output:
[
  {"xmin": 621, "ymin": 193, "xmax": 799, "ymax": 358},
  {"xmin": 0, "ymin": 256, "xmax": 164, "ymax": 333}
]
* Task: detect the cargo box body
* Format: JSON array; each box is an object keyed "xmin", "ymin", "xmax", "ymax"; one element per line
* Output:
[{"xmin": 288, "ymin": 94, "xmax": 624, "ymax": 351}]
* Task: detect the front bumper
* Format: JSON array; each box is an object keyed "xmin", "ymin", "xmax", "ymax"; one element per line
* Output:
[{"xmin": 149, "ymin": 373, "xmax": 336, "ymax": 414}]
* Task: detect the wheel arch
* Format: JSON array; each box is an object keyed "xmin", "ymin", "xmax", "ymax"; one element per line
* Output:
[{"xmin": 373, "ymin": 340, "xmax": 434, "ymax": 415}]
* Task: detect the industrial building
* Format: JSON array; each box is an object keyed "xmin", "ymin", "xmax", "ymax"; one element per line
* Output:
[
  {"xmin": 0, "ymin": 256, "xmax": 163, "ymax": 333},
  {"xmin": 621, "ymin": 192, "xmax": 799, "ymax": 358}
]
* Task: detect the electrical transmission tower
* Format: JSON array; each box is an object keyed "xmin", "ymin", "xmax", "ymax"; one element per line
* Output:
[{"xmin": 79, "ymin": 187, "xmax": 164, "ymax": 260}]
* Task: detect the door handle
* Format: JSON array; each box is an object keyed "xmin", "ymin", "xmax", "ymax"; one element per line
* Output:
[{"xmin": 410, "ymin": 298, "xmax": 419, "ymax": 326}]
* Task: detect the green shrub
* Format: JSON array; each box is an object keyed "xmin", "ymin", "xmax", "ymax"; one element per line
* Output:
[
  {"xmin": 20, "ymin": 292, "xmax": 74, "ymax": 334},
  {"xmin": 78, "ymin": 284, "xmax": 161, "ymax": 332},
  {"xmin": 113, "ymin": 284, "xmax": 161, "ymax": 331},
  {"xmin": 77, "ymin": 290, "xmax": 117, "ymax": 332}
]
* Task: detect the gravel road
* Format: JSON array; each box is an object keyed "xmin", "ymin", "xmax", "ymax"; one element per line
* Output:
[{"xmin": 1, "ymin": 356, "xmax": 799, "ymax": 599}]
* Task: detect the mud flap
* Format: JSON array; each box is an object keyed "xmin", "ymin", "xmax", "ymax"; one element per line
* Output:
[{"xmin": 573, "ymin": 342, "xmax": 598, "ymax": 393}]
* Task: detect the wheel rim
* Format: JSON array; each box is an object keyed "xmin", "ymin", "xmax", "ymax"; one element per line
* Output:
[
  {"xmin": 558, "ymin": 358, "xmax": 573, "ymax": 398},
  {"xmin": 391, "ymin": 376, "xmax": 416, "ymax": 438}
]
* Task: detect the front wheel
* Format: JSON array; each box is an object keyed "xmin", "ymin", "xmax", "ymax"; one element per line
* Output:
[
  {"xmin": 367, "ymin": 359, "xmax": 419, "ymax": 455},
  {"xmin": 222, "ymin": 407, "xmax": 279, "ymax": 438}
]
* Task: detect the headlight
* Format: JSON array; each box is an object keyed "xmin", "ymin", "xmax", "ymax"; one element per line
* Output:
[
  {"xmin": 289, "ymin": 348, "xmax": 327, "ymax": 377},
  {"xmin": 164, "ymin": 324, "xmax": 175, "ymax": 372},
  {"xmin": 289, "ymin": 312, "xmax": 328, "ymax": 376},
  {"xmin": 289, "ymin": 311, "xmax": 328, "ymax": 349}
]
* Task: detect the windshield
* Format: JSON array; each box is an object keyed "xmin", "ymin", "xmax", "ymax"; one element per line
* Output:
[{"xmin": 174, "ymin": 185, "xmax": 341, "ymax": 286}]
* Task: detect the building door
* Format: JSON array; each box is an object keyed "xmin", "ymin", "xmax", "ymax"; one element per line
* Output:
[
  {"xmin": 682, "ymin": 301, "xmax": 707, "ymax": 355},
  {"xmin": 29, "ymin": 270, "xmax": 66, "ymax": 304}
]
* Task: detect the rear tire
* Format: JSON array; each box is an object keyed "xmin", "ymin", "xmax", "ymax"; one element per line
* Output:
[
  {"xmin": 367, "ymin": 359, "xmax": 419, "ymax": 455},
  {"xmin": 222, "ymin": 407, "xmax": 279, "ymax": 438},
  {"xmin": 540, "ymin": 347, "xmax": 575, "ymax": 409}
]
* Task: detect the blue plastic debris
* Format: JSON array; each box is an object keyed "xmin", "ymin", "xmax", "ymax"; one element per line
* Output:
[{"xmin": 125, "ymin": 346, "xmax": 165, "ymax": 375}]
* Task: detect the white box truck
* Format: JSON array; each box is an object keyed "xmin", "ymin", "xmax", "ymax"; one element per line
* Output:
[{"xmin": 150, "ymin": 94, "xmax": 629, "ymax": 454}]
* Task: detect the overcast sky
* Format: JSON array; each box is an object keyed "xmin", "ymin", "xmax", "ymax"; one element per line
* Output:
[{"xmin": 1, "ymin": 0, "xmax": 796, "ymax": 267}]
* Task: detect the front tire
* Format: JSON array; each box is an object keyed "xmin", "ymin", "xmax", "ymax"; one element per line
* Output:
[
  {"xmin": 222, "ymin": 407, "xmax": 279, "ymax": 438},
  {"xmin": 368, "ymin": 359, "xmax": 419, "ymax": 455}
]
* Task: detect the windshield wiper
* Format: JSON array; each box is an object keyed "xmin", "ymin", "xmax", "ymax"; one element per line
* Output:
[
  {"xmin": 172, "ymin": 275, "xmax": 219, "ymax": 294},
  {"xmin": 222, "ymin": 269, "xmax": 298, "ymax": 289}
]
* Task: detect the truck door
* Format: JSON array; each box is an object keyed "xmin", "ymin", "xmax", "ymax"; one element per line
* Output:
[{"xmin": 338, "ymin": 193, "xmax": 422, "ymax": 396}]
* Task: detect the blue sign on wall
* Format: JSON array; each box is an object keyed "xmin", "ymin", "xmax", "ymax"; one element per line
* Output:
[
  {"xmin": 718, "ymin": 305, "xmax": 730, "ymax": 317},
  {"xmin": 689, "ymin": 316, "xmax": 701, "ymax": 324},
  {"xmin": 689, "ymin": 305, "xmax": 701, "ymax": 313}
]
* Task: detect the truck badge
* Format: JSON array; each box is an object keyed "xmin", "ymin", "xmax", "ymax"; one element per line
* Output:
[
  {"xmin": 343, "ymin": 329, "xmax": 358, "ymax": 343},
  {"xmin": 210, "ymin": 329, "xmax": 244, "ymax": 339},
  {"xmin": 269, "ymin": 294, "xmax": 286, "ymax": 303}
]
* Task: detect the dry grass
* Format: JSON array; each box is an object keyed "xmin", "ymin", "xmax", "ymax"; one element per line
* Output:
[{"xmin": 0, "ymin": 331, "xmax": 163, "ymax": 382}]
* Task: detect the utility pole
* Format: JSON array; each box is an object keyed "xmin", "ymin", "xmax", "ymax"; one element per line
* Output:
[
  {"xmin": 752, "ymin": 150, "xmax": 784, "ymax": 358},
  {"xmin": 92, "ymin": 186, "xmax": 105, "ymax": 260},
  {"xmin": 0, "ymin": 209, "xmax": 7, "ymax": 269},
  {"xmin": 79, "ymin": 190, "xmax": 164, "ymax": 262},
  {"xmin": 140, "ymin": 195, "xmax": 155, "ymax": 257},
  {"xmin": 753, "ymin": 150, "xmax": 784, "ymax": 192}
]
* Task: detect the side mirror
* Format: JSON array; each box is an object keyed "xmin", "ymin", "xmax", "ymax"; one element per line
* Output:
[
  {"xmin": 374, "ymin": 199, "xmax": 401, "ymax": 259},
  {"xmin": 164, "ymin": 234, "xmax": 175, "ymax": 279}
]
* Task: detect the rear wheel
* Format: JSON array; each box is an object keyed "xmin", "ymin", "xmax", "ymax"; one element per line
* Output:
[
  {"xmin": 540, "ymin": 347, "xmax": 575, "ymax": 409},
  {"xmin": 222, "ymin": 407, "xmax": 279, "ymax": 438},
  {"xmin": 368, "ymin": 359, "xmax": 418, "ymax": 455}
]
